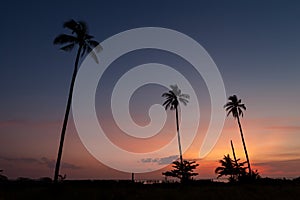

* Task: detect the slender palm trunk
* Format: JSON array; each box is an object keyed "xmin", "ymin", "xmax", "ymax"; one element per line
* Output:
[
  {"xmin": 54, "ymin": 45, "xmax": 82, "ymax": 183},
  {"xmin": 175, "ymin": 107, "xmax": 183, "ymax": 165},
  {"xmin": 131, "ymin": 173, "xmax": 135, "ymax": 183},
  {"xmin": 230, "ymin": 140, "xmax": 238, "ymax": 167},
  {"xmin": 231, "ymin": 140, "xmax": 240, "ymax": 180},
  {"xmin": 237, "ymin": 116, "xmax": 251, "ymax": 175}
]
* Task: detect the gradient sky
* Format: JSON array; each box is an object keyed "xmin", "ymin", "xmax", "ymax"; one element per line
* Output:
[{"xmin": 0, "ymin": 0, "xmax": 299, "ymax": 180}]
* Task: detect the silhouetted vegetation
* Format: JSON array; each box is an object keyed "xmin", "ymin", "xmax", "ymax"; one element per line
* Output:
[
  {"xmin": 1, "ymin": 178, "xmax": 300, "ymax": 200},
  {"xmin": 58, "ymin": 174, "xmax": 67, "ymax": 182},
  {"xmin": 163, "ymin": 160, "xmax": 199, "ymax": 183},
  {"xmin": 162, "ymin": 85, "xmax": 189, "ymax": 165},
  {"xmin": 38, "ymin": 177, "xmax": 52, "ymax": 183},
  {"xmin": 238, "ymin": 169, "xmax": 261, "ymax": 183},
  {"xmin": 215, "ymin": 154, "xmax": 246, "ymax": 183},
  {"xmin": 53, "ymin": 19, "xmax": 101, "ymax": 183},
  {"xmin": 215, "ymin": 154, "xmax": 260, "ymax": 183},
  {"xmin": 0, "ymin": 170, "xmax": 8, "ymax": 182},
  {"xmin": 225, "ymin": 95, "xmax": 252, "ymax": 175}
]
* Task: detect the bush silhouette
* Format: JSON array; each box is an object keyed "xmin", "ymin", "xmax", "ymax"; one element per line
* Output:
[{"xmin": 163, "ymin": 160, "xmax": 199, "ymax": 183}]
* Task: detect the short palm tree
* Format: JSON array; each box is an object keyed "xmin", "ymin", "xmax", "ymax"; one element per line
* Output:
[
  {"xmin": 224, "ymin": 95, "xmax": 251, "ymax": 175},
  {"xmin": 162, "ymin": 85, "xmax": 189, "ymax": 165},
  {"xmin": 215, "ymin": 154, "xmax": 246, "ymax": 182},
  {"xmin": 215, "ymin": 154, "xmax": 236, "ymax": 181},
  {"xmin": 53, "ymin": 19, "xmax": 101, "ymax": 183}
]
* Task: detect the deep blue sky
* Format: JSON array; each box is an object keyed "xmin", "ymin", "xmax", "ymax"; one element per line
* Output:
[
  {"xmin": 0, "ymin": 0, "xmax": 300, "ymax": 179},
  {"xmin": 1, "ymin": 0, "xmax": 299, "ymax": 120}
]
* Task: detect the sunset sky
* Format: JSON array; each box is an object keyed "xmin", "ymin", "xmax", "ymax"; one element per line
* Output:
[{"xmin": 0, "ymin": 0, "xmax": 299, "ymax": 180}]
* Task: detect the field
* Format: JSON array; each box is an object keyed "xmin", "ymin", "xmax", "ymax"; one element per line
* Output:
[{"xmin": 1, "ymin": 180, "xmax": 300, "ymax": 200}]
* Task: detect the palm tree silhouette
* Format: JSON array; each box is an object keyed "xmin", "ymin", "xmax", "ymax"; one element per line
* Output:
[
  {"xmin": 215, "ymin": 154, "xmax": 246, "ymax": 182},
  {"xmin": 53, "ymin": 19, "xmax": 101, "ymax": 183},
  {"xmin": 224, "ymin": 95, "xmax": 251, "ymax": 175},
  {"xmin": 162, "ymin": 85, "xmax": 189, "ymax": 165},
  {"xmin": 215, "ymin": 154, "xmax": 236, "ymax": 181}
]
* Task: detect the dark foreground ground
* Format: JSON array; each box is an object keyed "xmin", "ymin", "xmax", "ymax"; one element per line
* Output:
[{"xmin": 1, "ymin": 179, "xmax": 300, "ymax": 200}]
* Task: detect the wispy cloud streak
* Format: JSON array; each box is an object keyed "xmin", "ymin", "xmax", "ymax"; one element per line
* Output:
[
  {"xmin": 0, "ymin": 156, "xmax": 81, "ymax": 170},
  {"xmin": 141, "ymin": 155, "xmax": 178, "ymax": 165}
]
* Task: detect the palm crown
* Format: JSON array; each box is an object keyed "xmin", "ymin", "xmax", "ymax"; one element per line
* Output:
[
  {"xmin": 162, "ymin": 85, "xmax": 189, "ymax": 110},
  {"xmin": 224, "ymin": 95, "xmax": 246, "ymax": 118},
  {"xmin": 215, "ymin": 154, "xmax": 236, "ymax": 178},
  {"xmin": 53, "ymin": 19, "xmax": 101, "ymax": 64}
]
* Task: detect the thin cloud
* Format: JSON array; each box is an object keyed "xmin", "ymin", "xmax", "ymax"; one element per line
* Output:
[
  {"xmin": 0, "ymin": 156, "xmax": 81, "ymax": 170},
  {"xmin": 141, "ymin": 158, "xmax": 154, "ymax": 163},
  {"xmin": 256, "ymin": 159, "xmax": 300, "ymax": 167},
  {"xmin": 40, "ymin": 157, "xmax": 81, "ymax": 170},
  {"xmin": 255, "ymin": 159, "xmax": 300, "ymax": 177},
  {"xmin": 141, "ymin": 155, "xmax": 178, "ymax": 165},
  {"xmin": 260, "ymin": 152, "xmax": 300, "ymax": 159},
  {"xmin": 265, "ymin": 126, "xmax": 300, "ymax": 131}
]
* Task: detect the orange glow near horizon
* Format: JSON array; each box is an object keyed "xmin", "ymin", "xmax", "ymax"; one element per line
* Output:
[
  {"xmin": 69, "ymin": 114, "xmax": 300, "ymax": 179},
  {"xmin": 0, "ymin": 114, "xmax": 299, "ymax": 180}
]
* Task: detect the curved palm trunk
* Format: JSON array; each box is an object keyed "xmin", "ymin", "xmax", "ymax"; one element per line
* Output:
[
  {"xmin": 237, "ymin": 116, "xmax": 251, "ymax": 175},
  {"xmin": 175, "ymin": 107, "xmax": 183, "ymax": 165},
  {"xmin": 54, "ymin": 45, "xmax": 82, "ymax": 183}
]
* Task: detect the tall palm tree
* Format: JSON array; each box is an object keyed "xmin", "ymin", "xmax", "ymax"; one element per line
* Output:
[
  {"xmin": 162, "ymin": 85, "xmax": 189, "ymax": 165},
  {"xmin": 53, "ymin": 19, "xmax": 101, "ymax": 183},
  {"xmin": 224, "ymin": 95, "xmax": 251, "ymax": 175}
]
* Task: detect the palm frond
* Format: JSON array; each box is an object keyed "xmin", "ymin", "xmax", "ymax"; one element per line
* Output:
[
  {"xmin": 179, "ymin": 98, "xmax": 189, "ymax": 105},
  {"xmin": 170, "ymin": 85, "xmax": 181, "ymax": 95},
  {"xmin": 240, "ymin": 104, "xmax": 246, "ymax": 110},
  {"xmin": 87, "ymin": 40, "xmax": 99, "ymax": 47},
  {"xmin": 60, "ymin": 43, "xmax": 75, "ymax": 52},
  {"xmin": 224, "ymin": 102, "xmax": 233, "ymax": 108},
  {"xmin": 81, "ymin": 44, "xmax": 87, "ymax": 57},
  {"xmin": 162, "ymin": 92, "xmax": 172, "ymax": 98},
  {"xmin": 238, "ymin": 107, "xmax": 244, "ymax": 117},
  {"xmin": 63, "ymin": 19, "xmax": 78, "ymax": 32},
  {"xmin": 53, "ymin": 34, "xmax": 77, "ymax": 45},
  {"xmin": 87, "ymin": 40, "xmax": 102, "ymax": 53},
  {"xmin": 163, "ymin": 99, "xmax": 172, "ymax": 110},
  {"xmin": 87, "ymin": 48, "xmax": 99, "ymax": 64},
  {"xmin": 78, "ymin": 21, "xmax": 88, "ymax": 33},
  {"xmin": 85, "ymin": 34, "xmax": 94, "ymax": 40},
  {"xmin": 229, "ymin": 95, "xmax": 238, "ymax": 102},
  {"xmin": 179, "ymin": 93, "xmax": 190, "ymax": 99},
  {"xmin": 94, "ymin": 44, "xmax": 103, "ymax": 53},
  {"xmin": 225, "ymin": 105, "xmax": 234, "ymax": 111}
]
